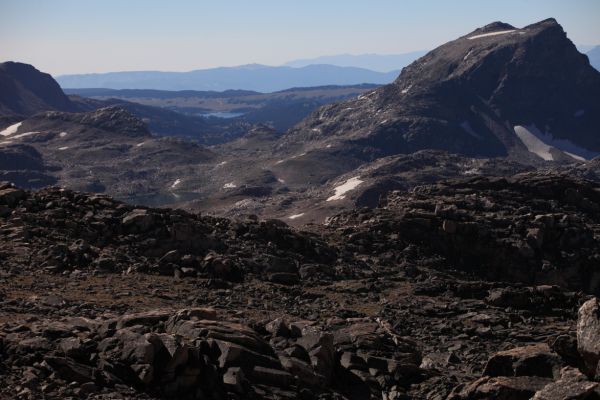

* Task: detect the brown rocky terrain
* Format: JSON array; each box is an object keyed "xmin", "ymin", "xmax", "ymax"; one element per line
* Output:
[{"xmin": 2, "ymin": 169, "xmax": 600, "ymax": 399}]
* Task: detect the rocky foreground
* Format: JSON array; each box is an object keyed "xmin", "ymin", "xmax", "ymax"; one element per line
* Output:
[{"xmin": 2, "ymin": 172, "xmax": 600, "ymax": 399}]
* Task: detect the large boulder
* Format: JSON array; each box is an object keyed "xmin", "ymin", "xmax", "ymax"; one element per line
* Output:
[
  {"xmin": 122, "ymin": 209, "xmax": 156, "ymax": 233},
  {"xmin": 448, "ymin": 376, "xmax": 553, "ymax": 400},
  {"xmin": 0, "ymin": 186, "xmax": 26, "ymax": 207},
  {"xmin": 532, "ymin": 367, "xmax": 598, "ymax": 400},
  {"xmin": 577, "ymin": 298, "xmax": 600, "ymax": 377},
  {"xmin": 483, "ymin": 343, "xmax": 563, "ymax": 379}
]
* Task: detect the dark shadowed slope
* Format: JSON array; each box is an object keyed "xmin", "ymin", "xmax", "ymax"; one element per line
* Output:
[{"xmin": 0, "ymin": 62, "xmax": 76, "ymax": 116}]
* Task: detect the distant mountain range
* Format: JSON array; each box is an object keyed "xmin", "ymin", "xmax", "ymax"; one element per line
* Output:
[
  {"xmin": 55, "ymin": 47, "xmax": 598, "ymax": 92},
  {"xmin": 56, "ymin": 64, "xmax": 399, "ymax": 92},
  {"xmin": 588, "ymin": 46, "xmax": 600, "ymax": 71},
  {"xmin": 284, "ymin": 51, "xmax": 427, "ymax": 72}
]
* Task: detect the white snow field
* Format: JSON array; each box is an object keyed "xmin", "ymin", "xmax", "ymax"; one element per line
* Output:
[
  {"xmin": 467, "ymin": 30, "xmax": 517, "ymax": 40},
  {"xmin": 514, "ymin": 125, "xmax": 598, "ymax": 161},
  {"xmin": 327, "ymin": 176, "xmax": 364, "ymax": 201},
  {"xmin": 0, "ymin": 122, "xmax": 22, "ymax": 136}
]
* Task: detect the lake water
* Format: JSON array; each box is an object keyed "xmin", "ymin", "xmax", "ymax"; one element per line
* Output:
[{"xmin": 199, "ymin": 111, "xmax": 245, "ymax": 119}]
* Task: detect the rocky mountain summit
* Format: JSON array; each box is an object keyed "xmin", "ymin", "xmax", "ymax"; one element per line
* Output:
[
  {"xmin": 0, "ymin": 62, "xmax": 76, "ymax": 117},
  {"xmin": 284, "ymin": 19, "xmax": 600, "ymax": 164},
  {"xmin": 2, "ymin": 169, "xmax": 600, "ymax": 399}
]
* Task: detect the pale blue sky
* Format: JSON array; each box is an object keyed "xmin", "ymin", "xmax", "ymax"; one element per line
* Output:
[{"xmin": 1, "ymin": 0, "xmax": 599, "ymax": 75}]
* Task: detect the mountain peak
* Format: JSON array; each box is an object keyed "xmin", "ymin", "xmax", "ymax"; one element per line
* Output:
[
  {"xmin": 285, "ymin": 18, "xmax": 600, "ymax": 162},
  {"xmin": 471, "ymin": 21, "xmax": 516, "ymax": 35},
  {"xmin": 525, "ymin": 17, "xmax": 560, "ymax": 29},
  {"xmin": 0, "ymin": 61, "xmax": 74, "ymax": 116}
]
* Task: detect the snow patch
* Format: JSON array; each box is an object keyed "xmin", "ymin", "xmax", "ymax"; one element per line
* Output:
[
  {"xmin": 58, "ymin": 146, "xmax": 69, "ymax": 151},
  {"xmin": 467, "ymin": 30, "xmax": 517, "ymax": 40},
  {"xmin": 0, "ymin": 122, "xmax": 22, "ymax": 137},
  {"xmin": 401, "ymin": 84, "xmax": 412, "ymax": 94},
  {"xmin": 12, "ymin": 131, "xmax": 39, "ymax": 139},
  {"xmin": 288, "ymin": 213, "xmax": 305, "ymax": 220},
  {"xmin": 275, "ymin": 159, "xmax": 285, "ymax": 165},
  {"xmin": 59, "ymin": 131, "xmax": 68, "ymax": 137},
  {"xmin": 277, "ymin": 178, "xmax": 285, "ymax": 183},
  {"xmin": 217, "ymin": 161, "xmax": 228, "ymax": 166},
  {"xmin": 326, "ymin": 144, "xmax": 332, "ymax": 148},
  {"xmin": 461, "ymin": 162, "xmax": 481, "ymax": 175},
  {"xmin": 460, "ymin": 121, "xmax": 483, "ymax": 140},
  {"xmin": 311, "ymin": 128, "xmax": 320, "ymax": 132},
  {"xmin": 223, "ymin": 182, "xmax": 237, "ymax": 189},
  {"xmin": 136, "ymin": 142, "xmax": 145, "ymax": 147},
  {"xmin": 575, "ymin": 110, "xmax": 585, "ymax": 118},
  {"xmin": 171, "ymin": 179, "xmax": 181, "ymax": 188},
  {"xmin": 463, "ymin": 168, "xmax": 480, "ymax": 175},
  {"xmin": 564, "ymin": 151, "xmax": 586, "ymax": 162},
  {"xmin": 233, "ymin": 199, "xmax": 254, "ymax": 208},
  {"xmin": 463, "ymin": 49, "xmax": 474, "ymax": 61},
  {"xmin": 288, "ymin": 152, "xmax": 306, "ymax": 160},
  {"xmin": 327, "ymin": 176, "xmax": 364, "ymax": 201},
  {"xmin": 514, "ymin": 124, "xmax": 599, "ymax": 161},
  {"xmin": 514, "ymin": 125, "xmax": 554, "ymax": 161}
]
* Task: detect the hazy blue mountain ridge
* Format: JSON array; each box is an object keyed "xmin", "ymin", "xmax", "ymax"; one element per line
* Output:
[
  {"xmin": 284, "ymin": 51, "xmax": 427, "ymax": 71},
  {"xmin": 57, "ymin": 64, "xmax": 399, "ymax": 92}
]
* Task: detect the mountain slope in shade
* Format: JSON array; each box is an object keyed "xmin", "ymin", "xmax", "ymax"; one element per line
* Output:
[
  {"xmin": 56, "ymin": 64, "xmax": 399, "ymax": 92},
  {"xmin": 282, "ymin": 19, "xmax": 600, "ymax": 166},
  {"xmin": 284, "ymin": 51, "xmax": 427, "ymax": 72},
  {"xmin": 588, "ymin": 46, "xmax": 600, "ymax": 71},
  {"xmin": 0, "ymin": 62, "xmax": 76, "ymax": 116}
]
